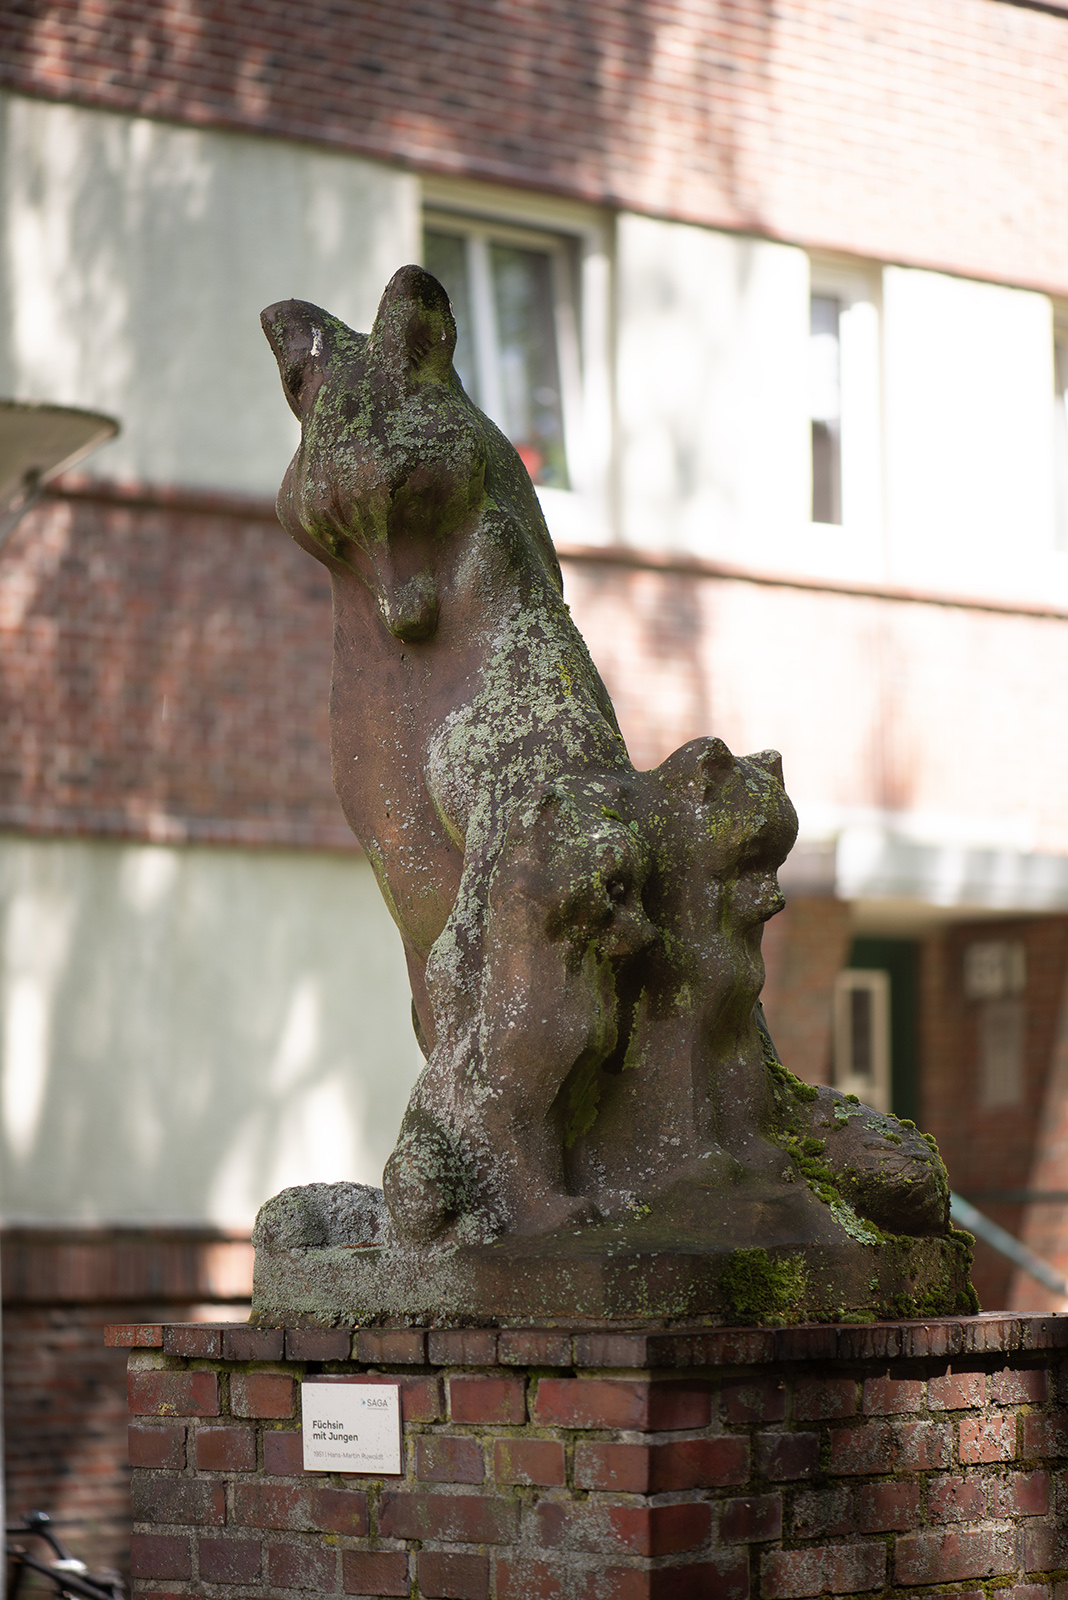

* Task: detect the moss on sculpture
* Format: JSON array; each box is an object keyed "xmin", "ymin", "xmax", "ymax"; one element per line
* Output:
[{"xmin": 720, "ymin": 1249, "xmax": 810, "ymax": 1323}]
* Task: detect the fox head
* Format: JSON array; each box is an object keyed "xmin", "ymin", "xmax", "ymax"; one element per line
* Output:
[
  {"xmin": 655, "ymin": 737, "xmax": 798, "ymax": 932},
  {"xmin": 262, "ymin": 267, "xmax": 560, "ymax": 642}
]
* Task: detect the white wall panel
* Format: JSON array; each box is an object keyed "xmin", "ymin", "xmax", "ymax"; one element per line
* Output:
[
  {"xmin": 0, "ymin": 838, "xmax": 423, "ymax": 1227},
  {"xmin": 0, "ymin": 91, "xmax": 419, "ymax": 495},
  {"xmin": 883, "ymin": 266, "xmax": 1056, "ymax": 593},
  {"xmin": 616, "ymin": 214, "xmax": 810, "ymax": 560}
]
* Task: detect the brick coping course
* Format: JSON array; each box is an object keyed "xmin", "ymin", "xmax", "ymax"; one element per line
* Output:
[{"xmin": 107, "ymin": 1311, "xmax": 1068, "ymax": 1367}]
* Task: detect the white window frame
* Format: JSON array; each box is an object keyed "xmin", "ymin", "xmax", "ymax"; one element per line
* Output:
[
  {"xmin": 421, "ymin": 177, "xmax": 614, "ymax": 548},
  {"xmin": 833, "ymin": 968, "xmax": 891, "ymax": 1113},
  {"xmin": 807, "ymin": 258, "xmax": 884, "ymax": 554},
  {"xmin": 423, "ymin": 211, "xmax": 579, "ymax": 487}
]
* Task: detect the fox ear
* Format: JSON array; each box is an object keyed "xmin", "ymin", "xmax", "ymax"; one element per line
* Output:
[
  {"xmin": 654, "ymin": 735, "xmax": 735, "ymax": 800},
  {"xmin": 694, "ymin": 737, "xmax": 735, "ymax": 797},
  {"xmin": 261, "ymin": 299, "xmax": 347, "ymax": 418},
  {"xmin": 747, "ymin": 749, "xmax": 785, "ymax": 785},
  {"xmin": 371, "ymin": 266, "xmax": 457, "ymax": 382}
]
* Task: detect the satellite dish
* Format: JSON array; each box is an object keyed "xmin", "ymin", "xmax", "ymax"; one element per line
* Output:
[{"xmin": 0, "ymin": 400, "xmax": 119, "ymax": 547}]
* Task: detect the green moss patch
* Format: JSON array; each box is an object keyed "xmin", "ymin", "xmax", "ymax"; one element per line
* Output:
[{"xmin": 720, "ymin": 1247, "xmax": 809, "ymax": 1323}]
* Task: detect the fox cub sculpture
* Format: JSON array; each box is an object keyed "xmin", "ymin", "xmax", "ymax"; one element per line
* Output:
[{"xmin": 259, "ymin": 267, "xmax": 951, "ymax": 1255}]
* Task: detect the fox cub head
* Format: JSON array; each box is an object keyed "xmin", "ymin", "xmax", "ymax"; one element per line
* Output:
[{"xmin": 262, "ymin": 266, "xmax": 560, "ymax": 642}]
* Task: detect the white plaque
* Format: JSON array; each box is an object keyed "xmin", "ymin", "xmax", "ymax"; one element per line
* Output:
[{"xmin": 301, "ymin": 1381, "xmax": 402, "ymax": 1474}]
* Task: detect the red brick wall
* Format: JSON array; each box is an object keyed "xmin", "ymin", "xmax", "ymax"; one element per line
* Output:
[
  {"xmin": 9, "ymin": 489, "xmax": 1068, "ymax": 858},
  {"xmin": 1013, "ymin": 973, "xmax": 1068, "ymax": 1312},
  {"xmin": 2, "ymin": 1, "xmax": 1067, "ymax": 295},
  {"xmin": 919, "ymin": 917, "xmax": 1068, "ymax": 1313},
  {"xmin": 761, "ymin": 897, "xmax": 853, "ymax": 1090},
  {"xmin": 0, "ymin": 486, "xmax": 347, "ymax": 848},
  {"xmin": 118, "ymin": 1315, "xmax": 1068, "ymax": 1599},
  {"xmin": 2, "ymin": 1228, "xmax": 252, "ymax": 1581},
  {"xmin": 562, "ymin": 558, "xmax": 1068, "ymax": 860}
]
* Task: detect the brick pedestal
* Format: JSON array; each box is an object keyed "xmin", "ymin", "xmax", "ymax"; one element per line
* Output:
[{"xmin": 110, "ymin": 1314, "xmax": 1068, "ymax": 1599}]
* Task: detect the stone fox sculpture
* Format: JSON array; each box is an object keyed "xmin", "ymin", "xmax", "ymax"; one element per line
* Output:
[
  {"xmin": 260, "ymin": 267, "xmax": 951, "ymax": 1255},
  {"xmin": 261, "ymin": 269, "xmax": 628, "ymax": 1061}
]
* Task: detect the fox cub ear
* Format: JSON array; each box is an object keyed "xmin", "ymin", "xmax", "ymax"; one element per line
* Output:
[
  {"xmin": 654, "ymin": 735, "xmax": 735, "ymax": 801},
  {"xmin": 261, "ymin": 299, "xmax": 345, "ymax": 419},
  {"xmin": 371, "ymin": 266, "xmax": 458, "ymax": 383},
  {"xmin": 747, "ymin": 749, "xmax": 785, "ymax": 785}
]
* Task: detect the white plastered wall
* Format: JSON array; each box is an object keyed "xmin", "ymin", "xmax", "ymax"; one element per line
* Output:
[
  {"xmin": 0, "ymin": 96, "xmax": 427, "ymax": 1227},
  {"xmin": 882, "ymin": 265, "xmax": 1058, "ymax": 600},
  {"xmin": 0, "ymin": 90, "xmax": 420, "ymax": 494},
  {"xmin": 0, "ymin": 837, "xmax": 423, "ymax": 1228},
  {"xmin": 615, "ymin": 212, "xmax": 810, "ymax": 562}
]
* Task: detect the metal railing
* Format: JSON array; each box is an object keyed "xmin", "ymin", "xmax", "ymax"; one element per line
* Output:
[{"xmin": 950, "ymin": 1192, "xmax": 1068, "ymax": 1299}]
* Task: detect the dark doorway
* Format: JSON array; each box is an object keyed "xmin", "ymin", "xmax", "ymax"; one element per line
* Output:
[{"xmin": 846, "ymin": 938, "xmax": 920, "ymax": 1124}]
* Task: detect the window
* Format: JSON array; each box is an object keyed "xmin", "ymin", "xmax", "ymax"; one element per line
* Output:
[
  {"xmin": 977, "ymin": 999, "xmax": 1025, "ymax": 1109},
  {"xmin": 833, "ymin": 969, "xmax": 890, "ymax": 1112},
  {"xmin": 962, "ymin": 939, "xmax": 1026, "ymax": 1002},
  {"xmin": 963, "ymin": 938, "xmax": 1027, "ymax": 1110},
  {"xmin": 1055, "ymin": 331, "xmax": 1068, "ymax": 552},
  {"xmin": 809, "ymin": 294, "xmax": 842, "ymax": 525},
  {"xmin": 806, "ymin": 265, "xmax": 882, "ymax": 544},
  {"xmin": 424, "ymin": 216, "xmax": 579, "ymax": 490}
]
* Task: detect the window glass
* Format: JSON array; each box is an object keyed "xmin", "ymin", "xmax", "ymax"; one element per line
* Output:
[
  {"xmin": 424, "ymin": 229, "xmax": 476, "ymax": 396},
  {"xmin": 833, "ymin": 968, "xmax": 890, "ymax": 1112},
  {"xmin": 849, "ymin": 985, "xmax": 874, "ymax": 1080},
  {"xmin": 490, "ymin": 243, "xmax": 567, "ymax": 488},
  {"xmin": 962, "ymin": 939, "xmax": 1026, "ymax": 1001},
  {"xmin": 422, "ymin": 223, "xmax": 570, "ymax": 489},
  {"xmin": 810, "ymin": 294, "xmax": 842, "ymax": 525}
]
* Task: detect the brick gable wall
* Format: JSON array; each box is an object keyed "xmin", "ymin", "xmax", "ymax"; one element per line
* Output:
[
  {"xmin": 1, "ymin": 1, "xmax": 1067, "ymax": 294},
  {"xmin": 2, "ymin": 1228, "xmax": 253, "ymax": 1586},
  {"xmin": 0, "ymin": 485, "xmax": 347, "ymax": 849}
]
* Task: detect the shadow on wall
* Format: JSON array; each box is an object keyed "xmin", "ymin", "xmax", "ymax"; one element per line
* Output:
[
  {"xmin": 0, "ymin": 89, "xmax": 420, "ymax": 496},
  {"xmin": 0, "ymin": 836, "xmax": 425, "ymax": 1227},
  {"xmin": 4, "ymin": 1, "xmax": 776, "ymax": 231}
]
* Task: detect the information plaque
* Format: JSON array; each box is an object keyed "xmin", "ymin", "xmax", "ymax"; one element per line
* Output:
[{"xmin": 301, "ymin": 1381, "xmax": 402, "ymax": 1474}]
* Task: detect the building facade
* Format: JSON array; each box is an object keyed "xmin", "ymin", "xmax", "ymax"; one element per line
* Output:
[{"xmin": 2, "ymin": 0, "xmax": 1068, "ymax": 1563}]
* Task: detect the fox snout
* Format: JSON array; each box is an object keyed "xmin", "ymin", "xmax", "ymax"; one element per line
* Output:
[{"xmin": 376, "ymin": 569, "xmax": 440, "ymax": 641}]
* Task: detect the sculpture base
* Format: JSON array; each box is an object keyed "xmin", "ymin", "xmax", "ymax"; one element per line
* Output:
[
  {"xmin": 116, "ymin": 1311, "xmax": 1068, "ymax": 1600},
  {"xmin": 252, "ymin": 1226, "xmax": 974, "ymax": 1328}
]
